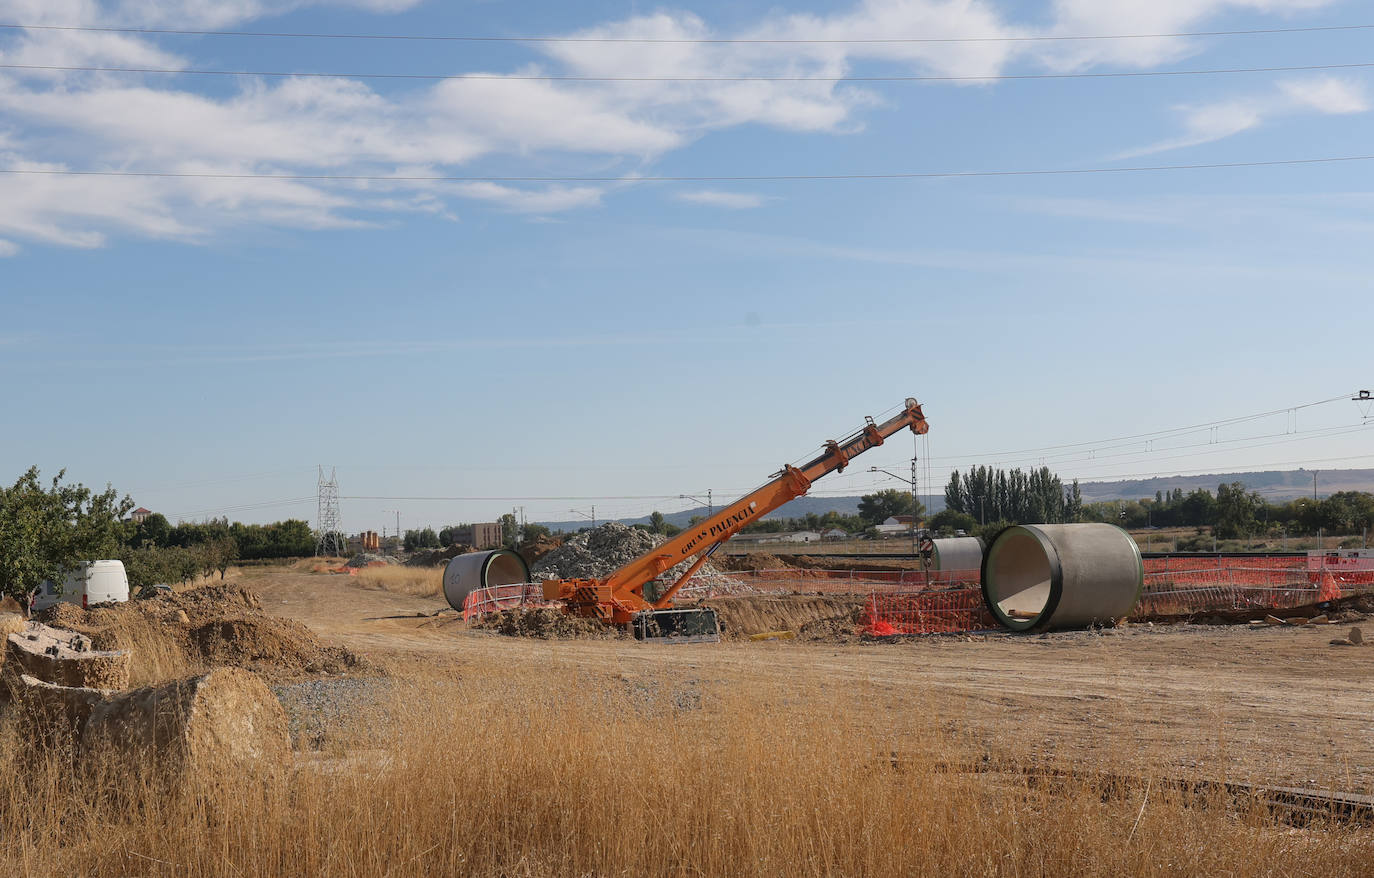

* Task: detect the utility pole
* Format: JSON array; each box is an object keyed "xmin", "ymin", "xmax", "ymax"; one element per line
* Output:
[
  {"xmin": 1313, "ymin": 471, "xmax": 1318, "ymax": 502},
  {"xmin": 910, "ymin": 455, "xmax": 919, "ymax": 556}
]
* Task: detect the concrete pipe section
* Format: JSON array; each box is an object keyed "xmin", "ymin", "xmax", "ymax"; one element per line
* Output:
[
  {"xmin": 929, "ymin": 537, "xmax": 984, "ymax": 572},
  {"xmin": 980, "ymin": 524, "xmax": 1143, "ymax": 631},
  {"xmin": 442, "ymin": 550, "xmax": 531, "ymax": 612}
]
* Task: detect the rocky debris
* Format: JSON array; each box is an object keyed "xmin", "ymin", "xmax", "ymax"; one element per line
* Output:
[
  {"xmin": 532, "ymin": 522, "xmax": 734, "ymax": 587},
  {"xmin": 345, "ymin": 553, "xmax": 400, "ymax": 569},
  {"xmin": 3, "ymin": 621, "xmax": 131, "ymax": 692},
  {"xmin": 1331, "ymin": 626, "xmax": 1366, "ymax": 647},
  {"xmin": 404, "ymin": 544, "xmax": 472, "ymax": 567},
  {"xmin": 272, "ymin": 676, "xmax": 394, "ymax": 749},
  {"xmin": 472, "ymin": 607, "xmax": 623, "ymax": 640}
]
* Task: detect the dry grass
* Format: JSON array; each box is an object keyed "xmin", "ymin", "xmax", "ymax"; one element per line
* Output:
[
  {"xmin": 2, "ymin": 654, "xmax": 1371, "ymax": 877},
  {"xmin": 353, "ymin": 564, "xmax": 444, "ymax": 599}
]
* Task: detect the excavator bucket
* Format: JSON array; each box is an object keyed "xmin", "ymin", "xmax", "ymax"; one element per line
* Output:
[{"xmin": 632, "ymin": 608, "xmax": 720, "ymax": 644}]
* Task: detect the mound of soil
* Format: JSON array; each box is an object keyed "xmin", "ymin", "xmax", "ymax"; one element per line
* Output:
[
  {"xmin": 345, "ymin": 553, "xmax": 399, "ymax": 569},
  {"xmin": 714, "ymin": 552, "xmax": 792, "ymax": 572},
  {"xmin": 191, "ymin": 618, "xmax": 359, "ymax": 675},
  {"xmin": 34, "ymin": 585, "xmax": 361, "ymax": 683},
  {"xmin": 696, "ymin": 594, "xmax": 867, "ymax": 640},
  {"xmin": 472, "ymin": 607, "xmax": 622, "ymax": 640},
  {"xmin": 404, "ymin": 544, "xmax": 472, "ymax": 568},
  {"xmin": 518, "ymin": 535, "xmax": 563, "ymax": 565}
]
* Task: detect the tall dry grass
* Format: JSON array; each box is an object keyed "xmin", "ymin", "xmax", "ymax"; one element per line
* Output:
[
  {"xmin": 353, "ymin": 564, "xmax": 444, "ymax": 598},
  {"xmin": 1, "ymin": 656, "xmax": 1370, "ymax": 877}
]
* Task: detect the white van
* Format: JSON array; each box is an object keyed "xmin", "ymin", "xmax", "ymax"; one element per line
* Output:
[{"xmin": 31, "ymin": 560, "xmax": 130, "ymax": 611}]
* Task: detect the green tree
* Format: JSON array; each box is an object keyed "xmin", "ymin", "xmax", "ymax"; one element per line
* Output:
[
  {"xmin": 648, "ymin": 511, "xmax": 669, "ymax": 534},
  {"xmin": 1064, "ymin": 480, "xmax": 1083, "ymax": 523},
  {"xmin": 857, "ymin": 489, "xmax": 921, "ymax": 525},
  {"xmin": 0, "ymin": 467, "xmax": 133, "ymax": 601},
  {"xmin": 500, "ymin": 513, "xmax": 518, "ymax": 547},
  {"xmin": 928, "ymin": 508, "xmax": 977, "ymax": 536},
  {"xmin": 133, "ymin": 512, "xmax": 171, "ymax": 547},
  {"xmin": 1214, "ymin": 482, "xmax": 1263, "ymax": 540},
  {"xmin": 521, "ymin": 523, "xmax": 551, "ymax": 543}
]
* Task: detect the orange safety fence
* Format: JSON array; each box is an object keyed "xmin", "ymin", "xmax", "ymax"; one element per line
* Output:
[
  {"xmin": 460, "ymin": 583, "xmax": 549, "ymax": 621},
  {"xmin": 862, "ymin": 587, "xmax": 995, "ymax": 635}
]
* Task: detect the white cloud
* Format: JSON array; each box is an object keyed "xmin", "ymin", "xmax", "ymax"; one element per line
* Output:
[
  {"xmin": 0, "ymin": 238, "xmax": 19, "ymax": 257},
  {"xmin": 450, "ymin": 182, "xmax": 605, "ymax": 213},
  {"xmin": 1118, "ymin": 76, "xmax": 1369, "ymax": 157},
  {"xmin": 676, "ymin": 190, "xmax": 770, "ymax": 209},
  {"xmin": 0, "ymin": 0, "xmax": 1361, "ymax": 252},
  {"xmin": 1280, "ymin": 77, "xmax": 1369, "ymax": 114},
  {"xmin": 1036, "ymin": 0, "xmax": 1338, "ymax": 71}
]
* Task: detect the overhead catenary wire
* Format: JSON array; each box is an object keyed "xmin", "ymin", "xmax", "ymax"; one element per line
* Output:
[
  {"xmin": 2, "ymin": 21, "xmax": 1371, "ymax": 43},
  {"xmin": 7, "ymin": 60, "xmax": 1374, "ymax": 83},
  {"xmin": 5, "ymin": 155, "xmax": 1374, "ymax": 184}
]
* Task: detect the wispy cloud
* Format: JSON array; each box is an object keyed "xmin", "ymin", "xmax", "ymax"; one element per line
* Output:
[
  {"xmin": 0, "ymin": 238, "xmax": 19, "ymax": 257},
  {"xmin": 675, "ymin": 190, "xmax": 771, "ymax": 209},
  {"xmin": 1116, "ymin": 76, "xmax": 1369, "ymax": 158}
]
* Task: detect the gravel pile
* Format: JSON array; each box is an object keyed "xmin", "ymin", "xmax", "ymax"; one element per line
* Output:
[
  {"xmin": 532, "ymin": 522, "xmax": 737, "ymax": 590},
  {"xmin": 404, "ymin": 545, "xmax": 471, "ymax": 568},
  {"xmin": 272, "ymin": 676, "xmax": 393, "ymax": 749}
]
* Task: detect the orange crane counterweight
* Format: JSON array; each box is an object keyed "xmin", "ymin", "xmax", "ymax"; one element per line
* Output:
[{"xmin": 543, "ymin": 397, "xmax": 929, "ymax": 639}]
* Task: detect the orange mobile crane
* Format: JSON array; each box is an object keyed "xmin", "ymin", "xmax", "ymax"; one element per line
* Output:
[{"xmin": 542, "ymin": 397, "xmax": 930, "ymax": 640}]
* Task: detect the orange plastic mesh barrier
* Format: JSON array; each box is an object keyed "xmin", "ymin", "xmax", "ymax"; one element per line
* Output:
[
  {"xmin": 461, "ymin": 583, "xmax": 548, "ymax": 620},
  {"xmin": 862, "ymin": 587, "xmax": 995, "ymax": 635}
]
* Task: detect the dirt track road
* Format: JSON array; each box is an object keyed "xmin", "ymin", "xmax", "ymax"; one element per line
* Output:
[{"xmin": 241, "ymin": 567, "xmax": 1374, "ymax": 792}]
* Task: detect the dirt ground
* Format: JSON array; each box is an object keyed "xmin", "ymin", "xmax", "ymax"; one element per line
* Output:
[{"xmin": 231, "ymin": 565, "xmax": 1374, "ymax": 794}]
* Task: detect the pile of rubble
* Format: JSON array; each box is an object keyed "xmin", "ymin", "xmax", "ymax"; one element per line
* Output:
[
  {"xmin": 531, "ymin": 522, "xmax": 742, "ymax": 593},
  {"xmin": 404, "ymin": 544, "xmax": 471, "ymax": 568}
]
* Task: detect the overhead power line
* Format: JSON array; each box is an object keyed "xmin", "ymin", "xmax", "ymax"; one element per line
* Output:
[
  {"xmin": 922, "ymin": 392, "xmax": 1356, "ymax": 462},
  {"xmin": 2, "ymin": 21, "xmax": 1371, "ymax": 43},
  {"xmin": 4, "ymin": 155, "xmax": 1374, "ymax": 185},
  {"xmin": 6, "ymin": 60, "xmax": 1374, "ymax": 83}
]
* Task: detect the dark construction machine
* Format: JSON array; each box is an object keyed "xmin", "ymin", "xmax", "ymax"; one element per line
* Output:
[{"xmin": 541, "ymin": 397, "xmax": 929, "ymax": 641}]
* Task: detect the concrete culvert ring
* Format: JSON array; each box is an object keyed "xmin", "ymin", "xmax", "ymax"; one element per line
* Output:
[
  {"xmin": 930, "ymin": 537, "xmax": 985, "ymax": 572},
  {"xmin": 442, "ymin": 550, "xmax": 531, "ymax": 611},
  {"xmin": 981, "ymin": 524, "xmax": 1142, "ymax": 631}
]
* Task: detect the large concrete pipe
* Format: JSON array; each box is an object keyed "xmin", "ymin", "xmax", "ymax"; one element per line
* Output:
[
  {"xmin": 929, "ymin": 537, "xmax": 984, "ymax": 572},
  {"xmin": 981, "ymin": 524, "xmax": 1142, "ymax": 631},
  {"xmin": 443, "ymin": 550, "xmax": 531, "ymax": 611}
]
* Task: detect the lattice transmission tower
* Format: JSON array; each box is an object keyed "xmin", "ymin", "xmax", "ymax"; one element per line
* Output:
[{"xmin": 315, "ymin": 466, "xmax": 346, "ymax": 556}]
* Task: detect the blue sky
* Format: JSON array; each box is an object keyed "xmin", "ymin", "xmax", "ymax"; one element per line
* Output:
[{"xmin": 1, "ymin": 0, "xmax": 1372, "ymax": 532}]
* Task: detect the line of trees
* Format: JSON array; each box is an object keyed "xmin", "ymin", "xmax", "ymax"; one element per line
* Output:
[
  {"xmin": 1080, "ymin": 484, "xmax": 1374, "ymax": 540},
  {"xmin": 943, "ymin": 466, "xmax": 1081, "ymax": 528},
  {"xmin": 0, "ymin": 467, "xmax": 321, "ymax": 599}
]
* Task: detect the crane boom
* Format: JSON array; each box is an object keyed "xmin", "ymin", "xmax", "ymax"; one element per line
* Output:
[{"xmin": 543, "ymin": 397, "xmax": 930, "ymax": 632}]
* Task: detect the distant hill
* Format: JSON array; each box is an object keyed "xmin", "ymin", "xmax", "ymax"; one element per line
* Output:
[
  {"xmin": 535, "ymin": 468, "xmax": 1374, "ymax": 531},
  {"xmin": 1075, "ymin": 468, "xmax": 1374, "ymax": 503}
]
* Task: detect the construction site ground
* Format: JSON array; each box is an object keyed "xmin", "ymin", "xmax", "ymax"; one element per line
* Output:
[{"xmin": 226, "ymin": 564, "xmax": 1374, "ymax": 795}]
